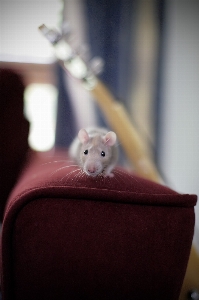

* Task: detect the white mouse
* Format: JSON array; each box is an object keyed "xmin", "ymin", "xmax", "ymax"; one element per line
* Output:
[{"xmin": 69, "ymin": 127, "xmax": 118, "ymax": 177}]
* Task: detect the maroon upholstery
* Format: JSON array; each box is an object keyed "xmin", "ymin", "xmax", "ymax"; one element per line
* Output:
[
  {"xmin": 0, "ymin": 68, "xmax": 29, "ymax": 221},
  {"xmin": 1, "ymin": 151, "xmax": 197, "ymax": 300}
]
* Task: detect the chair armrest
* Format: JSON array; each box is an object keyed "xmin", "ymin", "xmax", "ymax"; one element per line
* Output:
[{"xmin": 1, "ymin": 150, "xmax": 197, "ymax": 300}]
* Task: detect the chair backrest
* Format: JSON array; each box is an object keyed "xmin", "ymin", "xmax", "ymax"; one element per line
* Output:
[{"xmin": 0, "ymin": 68, "xmax": 29, "ymax": 221}]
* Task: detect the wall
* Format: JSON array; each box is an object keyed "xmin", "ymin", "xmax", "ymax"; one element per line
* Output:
[{"xmin": 160, "ymin": 0, "xmax": 199, "ymax": 249}]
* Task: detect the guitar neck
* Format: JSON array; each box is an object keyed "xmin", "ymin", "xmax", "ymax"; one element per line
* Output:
[{"xmin": 91, "ymin": 80, "xmax": 162, "ymax": 183}]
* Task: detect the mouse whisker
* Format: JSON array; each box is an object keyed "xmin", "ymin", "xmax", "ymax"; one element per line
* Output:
[
  {"xmin": 41, "ymin": 160, "xmax": 68, "ymax": 166},
  {"xmin": 114, "ymin": 169, "xmax": 143, "ymax": 188},
  {"xmin": 73, "ymin": 170, "xmax": 86, "ymax": 185},
  {"xmin": 50, "ymin": 164, "xmax": 80, "ymax": 177},
  {"xmin": 113, "ymin": 170, "xmax": 127, "ymax": 185},
  {"xmin": 60, "ymin": 168, "xmax": 82, "ymax": 183}
]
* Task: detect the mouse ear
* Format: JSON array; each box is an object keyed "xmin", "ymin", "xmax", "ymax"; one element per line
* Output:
[
  {"xmin": 78, "ymin": 128, "xmax": 89, "ymax": 144},
  {"xmin": 103, "ymin": 131, "xmax": 117, "ymax": 146}
]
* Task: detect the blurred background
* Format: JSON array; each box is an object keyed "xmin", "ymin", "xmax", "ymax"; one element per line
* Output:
[{"xmin": 0, "ymin": 0, "xmax": 199, "ymax": 296}]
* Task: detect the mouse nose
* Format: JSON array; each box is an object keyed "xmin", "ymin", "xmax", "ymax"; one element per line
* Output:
[
  {"xmin": 85, "ymin": 162, "xmax": 102, "ymax": 177},
  {"xmin": 88, "ymin": 166, "xmax": 97, "ymax": 174}
]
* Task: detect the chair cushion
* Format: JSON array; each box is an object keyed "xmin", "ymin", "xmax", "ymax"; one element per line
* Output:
[{"xmin": 1, "ymin": 150, "xmax": 197, "ymax": 300}]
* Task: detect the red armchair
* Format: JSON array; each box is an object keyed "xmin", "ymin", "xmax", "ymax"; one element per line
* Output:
[{"xmin": 1, "ymin": 150, "xmax": 197, "ymax": 300}]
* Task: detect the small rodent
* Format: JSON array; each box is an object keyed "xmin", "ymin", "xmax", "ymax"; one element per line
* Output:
[{"xmin": 69, "ymin": 127, "xmax": 118, "ymax": 177}]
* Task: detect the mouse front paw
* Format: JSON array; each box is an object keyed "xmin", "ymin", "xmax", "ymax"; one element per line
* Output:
[
  {"xmin": 107, "ymin": 172, "xmax": 114, "ymax": 178},
  {"xmin": 102, "ymin": 171, "xmax": 114, "ymax": 178}
]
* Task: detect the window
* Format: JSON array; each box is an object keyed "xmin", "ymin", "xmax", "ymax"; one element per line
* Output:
[{"xmin": 24, "ymin": 83, "xmax": 57, "ymax": 151}]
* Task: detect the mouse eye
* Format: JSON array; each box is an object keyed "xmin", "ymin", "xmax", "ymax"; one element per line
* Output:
[
  {"xmin": 101, "ymin": 151, "xmax": 105, "ymax": 157},
  {"xmin": 84, "ymin": 149, "xmax": 88, "ymax": 155}
]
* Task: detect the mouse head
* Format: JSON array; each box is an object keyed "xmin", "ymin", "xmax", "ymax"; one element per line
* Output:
[{"xmin": 78, "ymin": 128, "xmax": 117, "ymax": 177}]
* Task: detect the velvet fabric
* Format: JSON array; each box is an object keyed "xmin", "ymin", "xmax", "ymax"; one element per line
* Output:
[
  {"xmin": 1, "ymin": 151, "xmax": 197, "ymax": 300},
  {"xmin": 0, "ymin": 68, "xmax": 29, "ymax": 221}
]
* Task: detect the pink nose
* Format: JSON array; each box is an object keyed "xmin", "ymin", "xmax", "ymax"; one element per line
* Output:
[{"xmin": 88, "ymin": 167, "xmax": 96, "ymax": 174}]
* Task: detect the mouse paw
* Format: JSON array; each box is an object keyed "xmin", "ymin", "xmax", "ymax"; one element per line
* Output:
[
  {"xmin": 108, "ymin": 172, "xmax": 114, "ymax": 178},
  {"xmin": 103, "ymin": 172, "xmax": 114, "ymax": 178}
]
